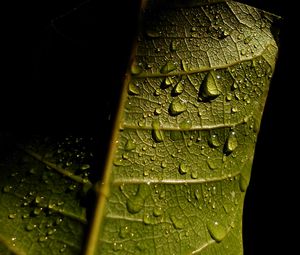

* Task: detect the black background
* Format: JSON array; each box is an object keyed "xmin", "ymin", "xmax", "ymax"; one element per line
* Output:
[{"xmin": 1, "ymin": 0, "xmax": 297, "ymax": 254}]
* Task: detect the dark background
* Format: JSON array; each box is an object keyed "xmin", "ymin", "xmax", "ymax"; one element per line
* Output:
[{"xmin": 1, "ymin": 0, "xmax": 296, "ymax": 254}]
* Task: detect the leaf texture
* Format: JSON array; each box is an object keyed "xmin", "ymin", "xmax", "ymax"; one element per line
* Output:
[{"xmin": 89, "ymin": 1, "xmax": 279, "ymax": 254}]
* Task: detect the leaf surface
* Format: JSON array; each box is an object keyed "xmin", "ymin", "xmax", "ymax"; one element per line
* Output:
[{"xmin": 0, "ymin": 1, "xmax": 279, "ymax": 255}]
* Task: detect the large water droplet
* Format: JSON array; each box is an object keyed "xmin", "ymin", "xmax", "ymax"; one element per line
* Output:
[
  {"xmin": 200, "ymin": 72, "xmax": 220, "ymax": 100},
  {"xmin": 152, "ymin": 120, "xmax": 164, "ymax": 142},
  {"xmin": 169, "ymin": 99, "xmax": 187, "ymax": 116},
  {"xmin": 171, "ymin": 215, "xmax": 184, "ymax": 229},
  {"xmin": 207, "ymin": 221, "xmax": 227, "ymax": 242},
  {"xmin": 225, "ymin": 132, "xmax": 238, "ymax": 154},
  {"xmin": 160, "ymin": 62, "xmax": 176, "ymax": 74},
  {"xmin": 126, "ymin": 186, "xmax": 146, "ymax": 214},
  {"xmin": 128, "ymin": 82, "xmax": 140, "ymax": 95}
]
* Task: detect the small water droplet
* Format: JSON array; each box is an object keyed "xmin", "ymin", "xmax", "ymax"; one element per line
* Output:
[
  {"xmin": 231, "ymin": 106, "xmax": 238, "ymax": 113},
  {"xmin": 239, "ymin": 174, "xmax": 249, "ymax": 192},
  {"xmin": 160, "ymin": 61, "xmax": 176, "ymax": 74},
  {"xmin": 38, "ymin": 236, "xmax": 48, "ymax": 242},
  {"xmin": 173, "ymin": 82, "xmax": 184, "ymax": 95},
  {"xmin": 179, "ymin": 163, "xmax": 189, "ymax": 175},
  {"xmin": 125, "ymin": 139, "xmax": 136, "ymax": 151},
  {"xmin": 3, "ymin": 185, "xmax": 12, "ymax": 193},
  {"xmin": 8, "ymin": 213, "xmax": 16, "ymax": 219},
  {"xmin": 33, "ymin": 207, "xmax": 43, "ymax": 215},
  {"xmin": 154, "ymin": 108, "xmax": 162, "ymax": 115},
  {"xmin": 131, "ymin": 62, "xmax": 142, "ymax": 75},
  {"xmin": 152, "ymin": 120, "xmax": 164, "ymax": 143},
  {"xmin": 128, "ymin": 82, "xmax": 140, "ymax": 95},
  {"xmin": 146, "ymin": 30, "xmax": 161, "ymax": 38},
  {"xmin": 244, "ymin": 35, "xmax": 252, "ymax": 44},
  {"xmin": 55, "ymin": 218, "xmax": 63, "ymax": 225},
  {"xmin": 200, "ymin": 72, "xmax": 220, "ymax": 100},
  {"xmin": 47, "ymin": 228, "xmax": 56, "ymax": 236},
  {"xmin": 113, "ymin": 242, "xmax": 123, "ymax": 251},
  {"xmin": 26, "ymin": 223, "xmax": 36, "ymax": 231},
  {"xmin": 207, "ymin": 221, "xmax": 227, "ymax": 242},
  {"xmin": 240, "ymin": 49, "xmax": 247, "ymax": 56},
  {"xmin": 181, "ymin": 60, "xmax": 189, "ymax": 71},
  {"xmin": 191, "ymin": 170, "xmax": 198, "ymax": 179},
  {"xmin": 179, "ymin": 119, "xmax": 192, "ymax": 130},
  {"xmin": 153, "ymin": 207, "xmax": 163, "ymax": 217},
  {"xmin": 209, "ymin": 134, "xmax": 221, "ymax": 148},
  {"xmin": 171, "ymin": 215, "xmax": 184, "ymax": 229},
  {"xmin": 194, "ymin": 189, "xmax": 201, "ymax": 200},
  {"xmin": 169, "ymin": 99, "xmax": 187, "ymax": 116},
  {"xmin": 60, "ymin": 244, "xmax": 67, "ymax": 253},
  {"xmin": 225, "ymin": 132, "xmax": 238, "ymax": 154},
  {"xmin": 161, "ymin": 162, "xmax": 167, "ymax": 168},
  {"xmin": 143, "ymin": 214, "xmax": 152, "ymax": 225},
  {"xmin": 207, "ymin": 159, "xmax": 217, "ymax": 170},
  {"xmin": 119, "ymin": 226, "xmax": 129, "ymax": 239}
]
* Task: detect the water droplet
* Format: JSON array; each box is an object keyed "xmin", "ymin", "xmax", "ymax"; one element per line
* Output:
[
  {"xmin": 55, "ymin": 218, "xmax": 63, "ymax": 225},
  {"xmin": 153, "ymin": 207, "xmax": 163, "ymax": 217},
  {"xmin": 179, "ymin": 119, "xmax": 192, "ymax": 130},
  {"xmin": 225, "ymin": 132, "xmax": 238, "ymax": 154},
  {"xmin": 113, "ymin": 242, "xmax": 123, "ymax": 251},
  {"xmin": 152, "ymin": 120, "xmax": 164, "ymax": 143},
  {"xmin": 173, "ymin": 82, "xmax": 184, "ymax": 95},
  {"xmin": 128, "ymin": 82, "xmax": 140, "ymax": 95},
  {"xmin": 131, "ymin": 62, "xmax": 142, "ymax": 75},
  {"xmin": 171, "ymin": 215, "xmax": 184, "ymax": 229},
  {"xmin": 161, "ymin": 161, "xmax": 167, "ymax": 168},
  {"xmin": 239, "ymin": 174, "xmax": 249, "ymax": 192},
  {"xmin": 33, "ymin": 207, "xmax": 43, "ymax": 215},
  {"xmin": 162, "ymin": 76, "xmax": 175, "ymax": 89},
  {"xmin": 126, "ymin": 188, "xmax": 145, "ymax": 214},
  {"xmin": 191, "ymin": 170, "xmax": 198, "ymax": 179},
  {"xmin": 169, "ymin": 99, "xmax": 187, "ymax": 116},
  {"xmin": 22, "ymin": 213, "xmax": 30, "ymax": 219},
  {"xmin": 200, "ymin": 72, "xmax": 220, "ymax": 100},
  {"xmin": 207, "ymin": 221, "xmax": 227, "ymax": 242},
  {"xmin": 231, "ymin": 106, "xmax": 238, "ymax": 113},
  {"xmin": 181, "ymin": 60, "xmax": 189, "ymax": 71},
  {"xmin": 8, "ymin": 213, "xmax": 16, "ymax": 219},
  {"xmin": 26, "ymin": 223, "xmax": 36, "ymax": 231},
  {"xmin": 209, "ymin": 134, "xmax": 221, "ymax": 148},
  {"xmin": 60, "ymin": 244, "xmax": 67, "ymax": 253},
  {"xmin": 244, "ymin": 35, "xmax": 252, "ymax": 44},
  {"xmin": 47, "ymin": 228, "xmax": 56, "ymax": 236},
  {"xmin": 194, "ymin": 189, "xmax": 201, "ymax": 200},
  {"xmin": 170, "ymin": 131, "xmax": 182, "ymax": 141},
  {"xmin": 38, "ymin": 236, "xmax": 48, "ymax": 242},
  {"xmin": 226, "ymin": 94, "xmax": 232, "ymax": 101},
  {"xmin": 146, "ymin": 30, "xmax": 161, "ymax": 38},
  {"xmin": 207, "ymin": 159, "xmax": 217, "ymax": 170},
  {"xmin": 179, "ymin": 163, "xmax": 189, "ymax": 175},
  {"xmin": 160, "ymin": 61, "xmax": 176, "ymax": 74},
  {"xmin": 119, "ymin": 226, "xmax": 129, "ymax": 239},
  {"xmin": 154, "ymin": 108, "xmax": 162, "ymax": 115},
  {"xmin": 143, "ymin": 214, "xmax": 152, "ymax": 225},
  {"xmin": 240, "ymin": 49, "xmax": 247, "ymax": 56},
  {"xmin": 125, "ymin": 139, "xmax": 136, "ymax": 151},
  {"xmin": 3, "ymin": 185, "xmax": 12, "ymax": 193}
]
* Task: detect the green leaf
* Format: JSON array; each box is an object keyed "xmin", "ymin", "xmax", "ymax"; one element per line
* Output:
[
  {"xmin": 0, "ymin": 1, "xmax": 279, "ymax": 254},
  {"xmin": 87, "ymin": 1, "xmax": 279, "ymax": 254}
]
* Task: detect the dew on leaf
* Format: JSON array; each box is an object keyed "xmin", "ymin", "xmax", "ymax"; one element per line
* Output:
[
  {"xmin": 169, "ymin": 99, "xmax": 187, "ymax": 115},
  {"xmin": 171, "ymin": 215, "xmax": 184, "ymax": 229},
  {"xmin": 146, "ymin": 30, "xmax": 161, "ymax": 38},
  {"xmin": 26, "ymin": 223, "xmax": 36, "ymax": 231},
  {"xmin": 179, "ymin": 162, "xmax": 189, "ymax": 175},
  {"xmin": 128, "ymin": 82, "xmax": 140, "ymax": 95},
  {"xmin": 160, "ymin": 61, "xmax": 177, "ymax": 74},
  {"xmin": 179, "ymin": 119, "xmax": 192, "ymax": 130},
  {"xmin": 143, "ymin": 214, "xmax": 152, "ymax": 225},
  {"xmin": 152, "ymin": 120, "xmax": 164, "ymax": 142},
  {"xmin": 162, "ymin": 76, "xmax": 175, "ymax": 88},
  {"xmin": 119, "ymin": 226, "xmax": 129, "ymax": 239},
  {"xmin": 200, "ymin": 72, "xmax": 220, "ymax": 99},
  {"xmin": 153, "ymin": 207, "xmax": 163, "ymax": 217},
  {"xmin": 209, "ymin": 134, "xmax": 221, "ymax": 148},
  {"xmin": 207, "ymin": 221, "xmax": 227, "ymax": 242},
  {"xmin": 33, "ymin": 207, "xmax": 43, "ymax": 216},
  {"xmin": 8, "ymin": 213, "xmax": 16, "ymax": 219},
  {"xmin": 60, "ymin": 244, "xmax": 67, "ymax": 253},
  {"xmin": 126, "ymin": 189, "xmax": 145, "ymax": 214},
  {"xmin": 3, "ymin": 185, "xmax": 13, "ymax": 193},
  {"xmin": 80, "ymin": 164, "xmax": 90, "ymax": 171},
  {"xmin": 173, "ymin": 82, "xmax": 184, "ymax": 95},
  {"xmin": 125, "ymin": 139, "xmax": 136, "ymax": 151},
  {"xmin": 38, "ymin": 236, "xmax": 48, "ymax": 242},
  {"xmin": 191, "ymin": 170, "xmax": 198, "ymax": 179},
  {"xmin": 225, "ymin": 132, "xmax": 238, "ymax": 154},
  {"xmin": 239, "ymin": 174, "xmax": 249, "ymax": 192}
]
